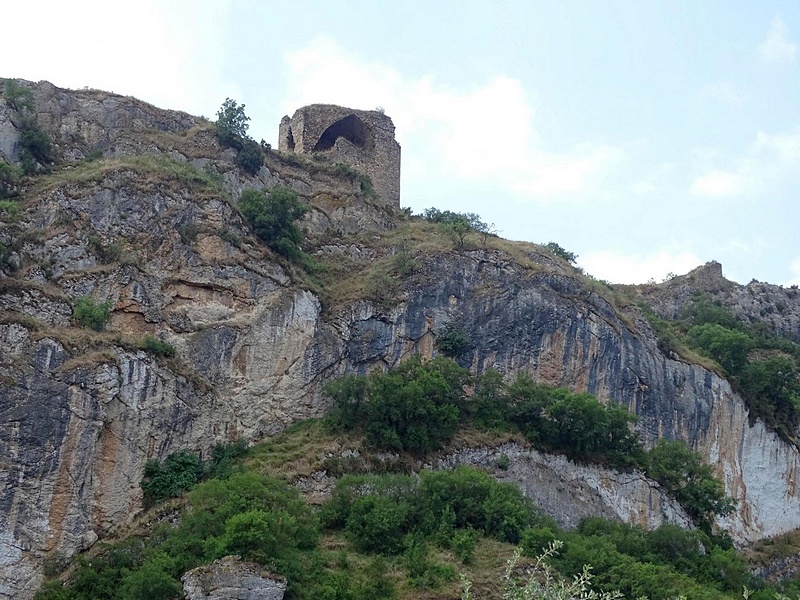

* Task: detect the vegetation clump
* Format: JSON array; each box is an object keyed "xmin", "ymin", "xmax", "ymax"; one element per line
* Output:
[
  {"xmin": 72, "ymin": 296, "xmax": 112, "ymax": 331},
  {"xmin": 421, "ymin": 207, "xmax": 494, "ymax": 250},
  {"xmin": 435, "ymin": 322, "xmax": 471, "ymax": 358},
  {"xmin": 239, "ymin": 186, "xmax": 308, "ymax": 260},
  {"xmin": 215, "ymin": 98, "xmax": 264, "ymax": 175},
  {"xmin": 3, "ymin": 80, "xmax": 54, "ymax": 173},
  {"xmin": 544, "ymin": 241, "xmax": 578, "ymax": 264},
  {"xmin": 140, "ymin": 440, "xmax": 248, "ymax": 507},
  {"xmin": 142, "ymin": 335, "xmax": 175, "ymax": 358},
  {"xmin": 325, "ymin": 356, "xmax": 733, "ymax": 531},
  {"xmin": 0, "ymin": 162, "xmax": 21, "ymax": 198}
]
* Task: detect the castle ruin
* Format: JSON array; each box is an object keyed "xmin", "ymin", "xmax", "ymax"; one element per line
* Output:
[{"xmin": 278, "ymin": 104, "xmax": 401, "ymax": 206}]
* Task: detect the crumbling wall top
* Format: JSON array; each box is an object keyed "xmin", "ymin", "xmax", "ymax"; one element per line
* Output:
[{"xmin": 279, "ymin": 104, "xmax": 401, "ymax": 207}]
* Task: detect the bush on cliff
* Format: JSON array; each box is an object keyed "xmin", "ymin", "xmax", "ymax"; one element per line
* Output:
[
  {"xmin": 215, "ymin": 98, "xmax": 264, "ymax": 175},
  {"xmin": 3, "ymin": 79, "xmax": 54, "ymax": 172},
  {"xmin": 72, "ymin": 297, "xmax": 112, "ymax": 331},
  {"xmin": 239, "ymin": 186, "xmax": 308, "ymax": 260},
  {"xmin": 326, "ymin": 356, "xmax": 469, "ymax": 454}
]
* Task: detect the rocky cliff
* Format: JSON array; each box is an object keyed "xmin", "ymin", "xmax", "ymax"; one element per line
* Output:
[{"xmin": 2, "ymin": 79, "xmax": 800, "ymax": 598}]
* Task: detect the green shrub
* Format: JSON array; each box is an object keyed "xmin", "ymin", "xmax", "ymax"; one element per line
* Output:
[
  {"xmin": 72, "ymin": 297, "xmax": 112, "ymax": 331},
  {"xmin": 435, "ymin": 322, "xmax": 471, "ymax": 357},
  {"xmin": 142, "ymin": 335, "xmax": 175, "ymax": 358},
  {"xmin": 3, "ymin": 80, "xmax": 35, "ymax": 113},
  {"xmin": 141, "ymin": 451, "xmax": 204, "ymax": 507},
  {"xmin": 686, "ymin": 323, "xmax": 751, "ymax": 373},
  {"xmin": 239, "ymin": 187, "xmax": 308, "ymax": 260},
  {"xmin": 739, "ymin": 356, "xmax": 800, "ymax": 437},
  {"xmin": 403, "ymin": 537, "xmax": 455, "ymax": 588},
  {"xmin": 20, "ymin": 122, "xmax": 54, "ymax": 164},
  {"xmin": 0, "ymin": 199, "xmax": 21, "ymax": 219},
  {"xmin": 4, "ymin": 81, "xmax": 54, "ymax": 169},
  {"xmin": 645, "ymin": 440, "xmax": 735, "ymax": 531},
  {"xmin": 544, "ymin": 241, "xmax": 578, "ymax": 264},
  {"xmin": 421, "ymin": 207, "xmax": 490, "ymax": 250},
  {"xmin": 222, "ymin": 509, "xmax": 301, "ymax": 563},
  {"xmin": 0, "ymin": 162, "xmax": 19, "ymax": 198},
  {"xmin": 346, "ymin": 495, "xmax": 410, "ymax": 554},
  {"xmin": 390, "ymin": 240, "xmax": 419, "ymax": 276},
  {"xmin": 326, "ymin": 356, "xmax": 470, "ymax": 454},
  {"xmin": 507, "ymin": 376, "xmax": 644, "ymax": 469},
  {"xmin": 204, "ymin": 439, "xmax": 249, "ymax": 479},
  {"xmin": 235, "ymin": 139, "xmax": 264, "ymax": 175},
  {"xmin": 452, "ymin": 528, "xmax": 477, "ymax": 563},
  {"xmin": 118, "ymin": 552, "xmax": 181, "ymax": 600},
  {"xmin": 683, "ymin": 295, "xmax": 742, "ymax": 330},
  {"xmin": 83, "ymin": 148, "xmax": 104, "ymax": 162}
]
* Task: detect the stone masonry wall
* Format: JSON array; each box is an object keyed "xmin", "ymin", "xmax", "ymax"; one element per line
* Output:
[{"xmin": 279, "ymin": 104, "xmax": 401, "ymax": 207}]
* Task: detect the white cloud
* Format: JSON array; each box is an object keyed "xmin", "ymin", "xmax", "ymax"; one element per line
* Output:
[
  {"xmin": 3, "ymin": 1, "xmax": 237, "ymax": 118},
  {"xmin": 690, "ymin": 127, "xmax": 800, "ymax": 198},
  {"xmin": 690, "ymin": 170, "xmax": 744, "ymax": 197},
  {"xmin": 699, "ymin": 81, "xmax": 745, "ymax": 109},
  {"xmin": 283, "ymin": 38, "xmax": 624, "ymax": 201},
  {"xmin": 758, "ymin": 16, "xmax": 797, "ymax": 64},
  {"xmin": 578, "ymin": 250, "xmax": 703, "ymax": 285},
  {"xmin": 786, "ymin": 257, "xmax": 800, "ymax": 287}
]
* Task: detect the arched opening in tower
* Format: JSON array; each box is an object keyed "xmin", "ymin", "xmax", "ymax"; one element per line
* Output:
[
  {"xmin": 285, "ymin": 128, "xmax": 295, "ymax": 151},
  {"xmin": 313, "ymin": 114, "xmax": 371, "ymax": 152}
]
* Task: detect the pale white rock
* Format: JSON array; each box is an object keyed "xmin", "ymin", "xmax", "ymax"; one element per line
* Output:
[{"xmin": 439, "ymin": 444, "xmax": 692, "ymax": 531}]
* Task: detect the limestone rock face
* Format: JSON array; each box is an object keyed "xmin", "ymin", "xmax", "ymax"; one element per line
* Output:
[
  {"xmin": 439, "ymin": 443, "xmax": 692, "ymax": 531},
  {"xmin": 182, "ymin": 556, "xmax": 286, "ymax": 600}
]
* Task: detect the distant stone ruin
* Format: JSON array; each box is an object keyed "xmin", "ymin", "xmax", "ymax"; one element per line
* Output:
[{"xmin": 279, "ymin": 104, "xmax": 401, "ymax": 206}]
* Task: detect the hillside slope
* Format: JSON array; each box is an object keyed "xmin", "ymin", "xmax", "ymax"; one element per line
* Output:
[{"xmin": 2, "ymin": 79, "xmax": 800, "ymax": 598}]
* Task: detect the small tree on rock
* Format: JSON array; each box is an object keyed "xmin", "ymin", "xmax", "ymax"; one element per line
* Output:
[
  {"xmin": 215, "ymin": 98, "xmax": 250, "ymax": 148},
  {"xmin": 239, "ymin": 186, "xmax": 308, "ymax": 260}
]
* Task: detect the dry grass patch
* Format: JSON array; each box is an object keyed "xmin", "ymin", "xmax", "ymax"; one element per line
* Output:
[
  {"xmin": 0, "ymin": 309, "xmax": 45, "ymax": 332},
  {"xmin": 245, "ymin": 419, "xmax": 364, "ymax": 482},
  {"xmin": 449, "ymin": 427, "xmax": 526, "ymax": 450},
  {"xmin": 32, "ymin": 154, "xmax": 224, "ymax": 198},
  {"xmin": 0, "ymin": 277, "xmax": 70, "ymax": 300},
  {"xmin": 56, "ymin": 350, "xmax": 118, "ymax": 372}
]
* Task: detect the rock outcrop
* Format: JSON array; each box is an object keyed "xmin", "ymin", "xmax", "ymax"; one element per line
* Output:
[
  {"xmin": 438, "ymin": 443, "xmax": 692, "ymax": 531},
  {"xmin": 182, "ymin": 556, "xmax": 286, "ymax": 600},
  {"xmin": 630, "ymin": 261, "xmax": 800, "ymax": 343},
  {"xmin": 3, "ymin": 79, "xmax": 800, "ymax": 598}
]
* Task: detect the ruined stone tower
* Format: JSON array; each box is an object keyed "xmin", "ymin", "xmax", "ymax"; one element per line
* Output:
[{"xmin": 278, "ymin": 104, "xmax": 401, "ymax": 206}]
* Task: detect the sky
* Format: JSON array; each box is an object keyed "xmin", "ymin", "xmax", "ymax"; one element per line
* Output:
[{"xmin": 4, "ymin": 1, "xmax": 800, "ymax": 286}]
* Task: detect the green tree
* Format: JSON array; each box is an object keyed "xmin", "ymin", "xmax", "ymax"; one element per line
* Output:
[
  {"xmin": 740, "ymin": 356, "xmax": 800, "ymax": 434},
  {"xmin": 645, "ymin": 440, "xmax": 734, "ymax": 531},
  {"xmin": 436, "ymin": 322, "xmax": 471, "ymax": 357},
  {"xmin": 222, "ymin": 509, "xmax": 299, "ymax": 562},
  {"xmin": 421, "ymin": 207, "xmax": 490, "ymax": 250},
  {"xmin": 239, "ymin": 186, "xmax": 308, "ymax": 259},
  {"xmin": 345, "ymin": 495, "xmax": 410, "ymax": 554},
  {"xmin": 215, "ymin": 97, "xmax": 250, "ymax": 148},
  {"xmin": 3, "ymin": 80, "xmax": 35, "ymax": 113},
  {"xmin": 326, "ymin": 356, "xmax": 471, "ymax": 454},
  {"xmin": 119, "ymin": 553, "xmax": 181, "ymax": 600},
  {"xmin": 686, "ymin": 323, "xmax": 752, "ymax": 373},
  {"xmin": 544, "ymin": 242, "xmax": 577, "ymax": 264}
]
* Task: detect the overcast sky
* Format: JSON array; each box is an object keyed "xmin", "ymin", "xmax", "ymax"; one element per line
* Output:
[{"xmin": 5, "ymin": 1, "xmax": 800, "ymax": 285}]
